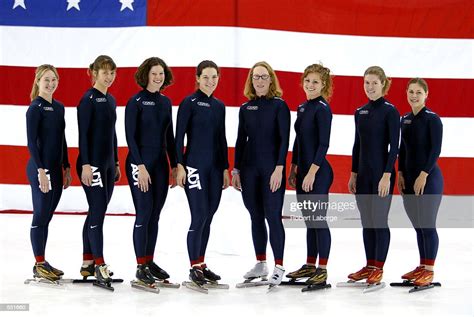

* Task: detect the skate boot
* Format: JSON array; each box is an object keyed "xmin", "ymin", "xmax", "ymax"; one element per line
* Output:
[
  {"xmin": 366, "ymin": 268, "xmax": 383, "ymax": 285},
  {"xmin": 45, "ymin": 262, "xmax": 64, "ymax": 277},
  {"xmin": 348, "ymin": 266, "xmax": 373, "ymax": 281},
  {"xmin": 93, "ymin": 264, "xmax": 114, "ymax": 291},
  {"xmin": 136, "ymin": 264, "xmax": 156, "ymax": 286},
  {"xmin": 243, "ymin": 262, "xmax": 269, "ymax": 280},
  {"xmin": 413, "ymin": 269, "xmax": 433, "ymax": 287},
  {"xmin": 268, "ymin": 265, "xmax": 285, "ymax": 287},
  {"xmin": 147, "ymin": 261, "xmax": 170, "ymax": 280},
  {"xmin": 306, "ymin": 267, "xmax": 328, "ymax": 285},
  {"xmin": 202, "ymin": 267, "xmax": 221, "ymax": 282},
  {"xmin": 33, "ymin": 262, "xmax": 60, "ymax": 282},
  {"xmin": 286, "ymin": 264, "xmax": 316, "ymax": 281},
  {"xmin": 95, "ymin": 264, "xmax": 112, "ymax": 283},
  {"xmin": 80, "ymin": 263, "xmax": 95, "ymax": 278},
  {"xmin": 402, "ymin": 266, "xmax": 425, "ymax": 281},
  {"xmin": 189, "ymin": 267, "xmax": 206, "ymax": 286}
]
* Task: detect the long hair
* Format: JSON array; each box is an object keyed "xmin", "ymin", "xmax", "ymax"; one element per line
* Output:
[
  {"xmin": 364, "ymin": 66, "xmax": 391, "ymax": 95},
  {"xmin": 244, "ymin": 61, "xmax": 282, "ymax": 100},
  {"xmin": 30, "ymin": 64, "xmax": 59, "ymax": 101}
]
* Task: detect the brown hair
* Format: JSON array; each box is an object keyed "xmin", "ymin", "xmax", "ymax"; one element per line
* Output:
[
  {"xmin": 244, "ymin": 61, "xmax": 282, "ymax": 100},
  {"xmin": 407, "ymin": 77, "xmax": 429, "ymax": 93},
  {"xmin": 301, "ymin": 64, "xmax": 333, "ymax": 100},
  {"xmin": 87, "ymin": 55, "xmax": 116, "ymax": 83},
  {"xmin": 135, "ymin": 57, "xmax": 173, "ymax": 90},
  {"xmin": 364, "ymin": 66, "xmax": 391, "ymax": 95},
  {"xmin": 195, "ymin": 60, "xmax": 220, "ymax": 89},
  {"xmin": 30, "ymin": 64, "xmax": 59, "ymax": 101}
]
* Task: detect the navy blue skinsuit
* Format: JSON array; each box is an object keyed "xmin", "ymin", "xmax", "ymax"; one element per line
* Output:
[
  {"xmin": 399, "ymin": 107, "xmax": 443, "ymax": 265},
  {"xmin": 76, "ymin": 88, "xmax": 119, "ymax": 264},
  {"xmin": 234, "ymin": 96, "xmax": 290, "ymax": 264},
  {"xmin": 125, "ymin": 89, "xmax": 177, "ymax": 264},
  {"xmin": 175, "ymin": 90, "xmax": 229, "ymax": 266},
  {"xmin": 352, "ymin": 97, "xmax": 400, "ymax": 268},
  {"xmin": 292, "ymin": 96, "xmax": 333, "ymax": 266},
  {"xmin": 26, "ymin": 96, "xmax": 69, "ymax": 262}
]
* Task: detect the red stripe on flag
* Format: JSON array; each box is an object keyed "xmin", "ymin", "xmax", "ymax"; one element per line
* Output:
[
  {"xmin": 147, "ymin": 0, "xmax": 473, "ymax": 39},
  {"xmin": 1, "ymin": 66, "xmax": 473, "ymax": 117},
  {"xmin": 1, "ymin": 145, "xmax": 473, "ymax": 195}
]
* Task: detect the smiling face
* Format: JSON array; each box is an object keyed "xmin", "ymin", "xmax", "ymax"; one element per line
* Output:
[
  {"xmin": 303, "ymin": 72, "xmax": 324, "ymax": 100},
  {"xmin": 37, "ymin": 69, "xmax": 58, "ymax": 98},
  {"xmin": 364, "ymin": 74, "xmax": 384, "ymax": 101},
  {"xmin": 146, "ymin": 65, "xmax": 165, "ymax": 92},
  {"xmin": 197, "ymin": 67, "xmax": 219, "ymax": 96},
  {"xmin": 407, "ymin": 82, "xmax": 428, "ymax": 109},
  {"xmin": 252, "ymin": 66, "xmax": 272, "ymax": 97},
  {"xmin": 94, "ymin": 67, "xmax": 116, "ymax": 91}
]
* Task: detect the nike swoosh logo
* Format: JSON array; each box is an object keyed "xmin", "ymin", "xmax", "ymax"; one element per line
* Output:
[
  {"xmin": 135, "ymin": 224, "xmax": 143, "ymax": 228},
  {"xmin": 31, "ymin": 226, "xmax": 38, "ymax": 229},
  {"xmin": 136, "ymin": 97, "xmax": 141, "ymax": 101},
  {"xmin": 90, "ymin": 225, "xmax": 98, "ymax": 229},
  {"xmin": 191, "ymin": 98, "xmax": 197, "ymax": 102}
]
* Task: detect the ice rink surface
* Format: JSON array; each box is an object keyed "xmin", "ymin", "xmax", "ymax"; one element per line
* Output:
[{"xmin": 0, "ymin": 195, "xmax": 472, "ymax": 316}]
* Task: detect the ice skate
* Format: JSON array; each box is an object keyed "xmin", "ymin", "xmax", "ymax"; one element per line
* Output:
[
  {"xmin": 202, "ymin": 267, "xmax": 229, "ymax": 289},
  {"xmin": 406, "ymin": 269, "xmax": 437, "ymax": 293},
  {"xmin": 93, "ymin": 264, "xmax": 114, "ymax": 291},
  {"xmin": 130, "ymin": 264, "xmax": 160, "ymax": 294},
  {"xmin": 301, "ymin": 267, "xmax": 332, "ymax": 292},
  {"xmin": 337, "ymin": 266, "xmax": 373, "ymax": 287},
  {"xmin": 182, "ymin": 267, "xmax": 208, "ymax": 294},
  {"xmin": 45, "ymin": 262, "xmax": 64, "ymax": 277},
  {"xmin": 282, "ymin": 264, "xmax": 316, "ymax": 285},
  {"xmin": 268, "ymin": 265, "xmax": 285, "ymax": 290},
  {"xmin": 80, "ymin": 263, "xmax": 95, "ymax": 279},
  {"xmin": 24, "ymin": 263, "xmax": 63, "ymax": 287},
  {"xmin": 148, "ymin": 261, "xmax": 170, "ymax": 280},
  {"xmin": 146, "ymin": 261, "xmax": 180, "ymax": 288},
  {"xmin": 363, "ymin": 268, "xmax": 385, "ymax": 293},
  {"xmin": 401, "ymin": 266, "xmax": 425, "ymax": 281},
  {"xmin": 236, "ymin": 262, "xmax": 269, "ymax": 288}
]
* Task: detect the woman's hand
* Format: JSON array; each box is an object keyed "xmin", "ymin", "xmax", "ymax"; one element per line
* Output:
[
  {"xmin": 137, "ymin": 164, "xmax": 151, "ymax": 192},
  {"xmin": 63, "ymin": 167, "xmax": 72, "ymax": 189},
  {"xmin": 38, "ymin": 168, "xmax": 50, "ymax": 193},
  {"xmin": 269, "ymin": 165, "xmax": 283, "ymax": 193},
  {"xmin": 81, "ymin": 164, "xmax": 93, "ymax": 186},
  {"xmin": 176, "ymin": 164, "xmax": 187, "ymax": 188}
]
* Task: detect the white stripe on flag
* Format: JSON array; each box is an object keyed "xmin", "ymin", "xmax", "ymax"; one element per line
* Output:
[
  {"xmin": 1, "ymin": 105, "xmax": 473, "ymax": 157},
  {"xmin": 1, "ymin": 26, "xmax": 472, "ymax": 79}
]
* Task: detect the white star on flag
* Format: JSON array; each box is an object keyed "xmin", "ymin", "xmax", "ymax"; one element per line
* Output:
[
  {"xmin": 66, "ymin": 0, "xmax": 80, "ymax": 11},
  {"xmin": 119, "ymin": 0, "xmax": 134, "ymax": 11},
  {"xmin": 12, "ymin": 0, "xmax": 26, "ymax": 9}
]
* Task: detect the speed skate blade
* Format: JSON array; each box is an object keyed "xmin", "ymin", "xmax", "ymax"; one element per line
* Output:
[
  {"xmin": 93, "ymin": 281, "xmax": 114, "ymax": 292},
  {"xmin": 281, "ymin": 280, "xmax": 307, "ymax": 286},
  {"xmin": 363, "ymin": 282, "xmax": 386, "ymax": 293},
  {"xmin": 155, "ymin": 280, "xmax": 180, "ymax": 289},
  {"xmin": 24, "ymin": 278, "xmax": 65, "ymax": 289},
  {"xmin": 336, "ymin": 281, "xmax": 369, "ymax": 288},
  {"xmin": 236, "ymin": 279, "xmax": 269, "ymax": 288},
  {"xmin": 130, "ymin": 280, "xmax": 160, "ymax": 294},
  {"xmin": 409, "ymin": 284, "xmax": 436, "ymax": 293},
  {"xmin": 302, "ymin": 283, "xmax": 332, "ymax": 292},
  {"xmin": 182, "ymin": 281, "xmax": 208, "ymax": 294},
  {"xmin": 390, "ymin": 281, "xmax": 441, "ymax": 287},
  {"xmin": 204, "ymin": 282, "xmax": 230, "ymax": 290}
]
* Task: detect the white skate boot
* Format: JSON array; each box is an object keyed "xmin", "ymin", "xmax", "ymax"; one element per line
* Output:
[{"xmin": 236, "ymin": 262, "xmax": 269, "ymax": 288}]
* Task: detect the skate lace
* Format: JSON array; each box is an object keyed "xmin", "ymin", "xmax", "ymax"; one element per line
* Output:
[{"xmin": 100, "ymin": 265, "xmax": 111, "ymax": 278}]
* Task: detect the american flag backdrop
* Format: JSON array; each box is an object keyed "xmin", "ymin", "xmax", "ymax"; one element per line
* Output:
[{"xmin": 0, "ymin": 0, "xmax": 472, "ymax": 214}]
